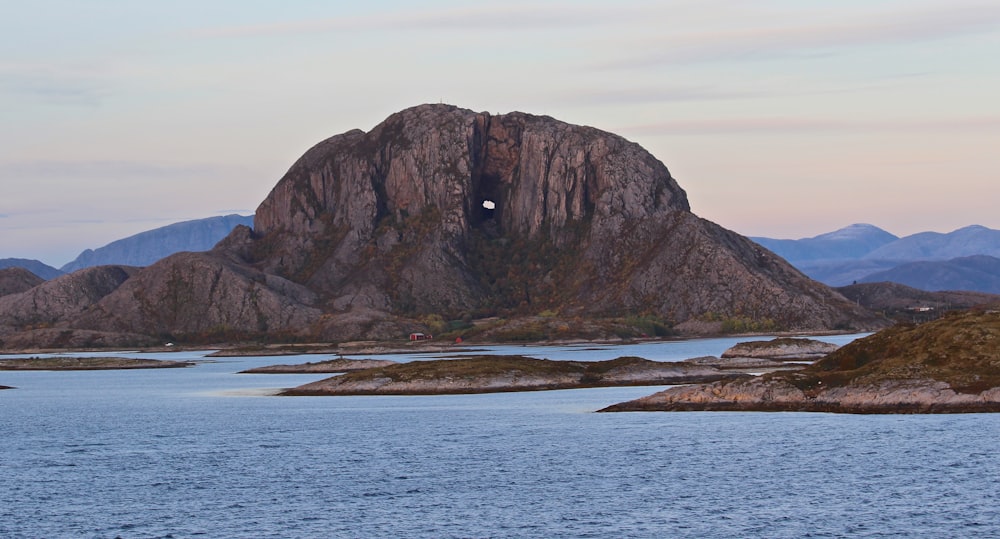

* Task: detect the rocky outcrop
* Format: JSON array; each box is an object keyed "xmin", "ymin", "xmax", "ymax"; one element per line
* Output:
[
  {"xmin": 71, "ymin": 251, "xmax": 322, "ymax": 341},
  {"xmin": 282, "ymin": 355, "xmax": 745, "ymax": 395},
  {"xmin": 249, "ymin": 104, "xmax": 879, "ymax": 330},
  {"xmin": 0, "ymin": 267, "xmax": 43, "ymax": 297},
  {"xmin": 681, "ymin": 355, "xmax": 791, "ymax": 370},
  {"xmin": 602, "ymin": 309, "xmax": 1000, "ymax": 413},
  {"xmin": 0, "ymin": 266, "xmax": 137, "ymax": 334},
  {"xmin": 721, "ymin": 337, "xmax": 839, "ymax": 360}
]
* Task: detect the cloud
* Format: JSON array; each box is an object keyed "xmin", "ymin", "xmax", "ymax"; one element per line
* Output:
[
  {"xmin": 187, "ymin": 3, "xmax": 642, "ymax": 39},
  {"xmin": 597, "ymin": 3, "xmax": 1000, "ymax": 68}
]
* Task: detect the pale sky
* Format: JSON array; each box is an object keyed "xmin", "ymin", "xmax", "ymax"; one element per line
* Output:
[{"xmin": 3, "ymin": 0, "xmax": 999, "ymax": 267}]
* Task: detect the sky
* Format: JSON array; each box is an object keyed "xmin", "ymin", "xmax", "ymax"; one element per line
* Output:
[{"xmin": 2, "ymin": 0, "xmax": 998, "ymax": 267}]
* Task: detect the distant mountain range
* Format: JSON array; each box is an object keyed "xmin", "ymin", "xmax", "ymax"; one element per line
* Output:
[
  {"xmin": 752, "ymin": 224, "xmax": 1000, "ymax": 293},
  {"xmin": 61, "ymin": 214, "xmax": 254, "ymax": 273},
  {"xmin": 0, "ymin": 258, "xmax": 63, "ymax": 280},
  {"xmin": 751, "ymin": 223, "xmax": 899, "ymax": 264},
  {"xmin": 1, "ymin": 214, "xmax": 253, "ymax": 279}
]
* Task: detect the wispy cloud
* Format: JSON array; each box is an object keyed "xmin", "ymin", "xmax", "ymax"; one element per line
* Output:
[
  {"xmin": 597, "ymin": 3, "xmax": 1000, "ymax": 68},
  {"xmin": 0, "ymin": 160, "xmax": 245, "ymax": 181},
  {"xmin": 0, "ymin": 65, "xmax": 110, "ymax": 107},
  {"xmin": 620, "ymin": 115, "xmax": 1000, "ymax": 136},
  {"xmin": 564, "ymin": 85, "xmax": 761, "ymax": 106},
  {"xmin": 187, "ymin": 3, "xmax": 642, "ymax": 39}
]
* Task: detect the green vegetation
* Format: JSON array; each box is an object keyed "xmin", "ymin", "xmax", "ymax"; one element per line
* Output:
[
  {"xmin": 337, "ymin": 355, "xmax": 576, "ymax": 384},
  {"xmin": 772, "ymin": 309, "xmax": 1000, "ymax": 395},
  {"xmin": 699, "ymin": 312, "xmax": 780, "ymax": 334},
  {"xmin": 465, "ymin": 221, "xmax": 589, "ymax": 317}
]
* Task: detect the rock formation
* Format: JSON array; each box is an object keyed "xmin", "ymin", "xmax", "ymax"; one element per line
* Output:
[
  {"xmin": 0, "ymin": 266, "xmax": 137, "ymax": 332},
  {"xmin": 720, "ymin": 337, "xmax": 840, "ymax": 360},
  {"xmin": 602, "ymin": 309, "xmax": 1000, "ymax": 413},
  {"xmin": 0, "ymin": 104, "xmax": 884, "ymax": 348},
  {"xmin": 0, "ymin": 267, "xmax": 44, "ymax": 297},
  {"xmin": 243, "ymin": 104, "xmax": 880, "ymax": 337}
]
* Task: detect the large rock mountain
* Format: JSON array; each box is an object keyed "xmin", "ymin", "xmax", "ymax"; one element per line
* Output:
[{"xmin": 0, "ymin": 104, "xmax": 881, "ymax": 347}]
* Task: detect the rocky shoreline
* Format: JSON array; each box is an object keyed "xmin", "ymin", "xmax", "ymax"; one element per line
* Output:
[
  {"xmin": 599, "ymin": 378, "xmax": 1000, "ymax": 414},
  {"xmin": 281, "ymin": 355, "xmax": 749, "ymax": 396},
  {"xmin": 0, "ymin": 356, "xmax": 194, "ymax": 370},
  {"xmin": 601, "ymin": 310, "xmax": 1000, "ymax": 414}
]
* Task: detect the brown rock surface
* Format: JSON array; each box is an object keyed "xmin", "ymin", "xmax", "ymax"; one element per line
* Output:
[
  {"xmin": 0, "ymin": 267, "xmax": 44, "ymax": 297},
  {"xmin": 0, "ymin": 266, "xmax": 137, "ymax": 334},
  {"xmin": 720, "ymin": 337, "xmax": 840, "ymax": 360}
]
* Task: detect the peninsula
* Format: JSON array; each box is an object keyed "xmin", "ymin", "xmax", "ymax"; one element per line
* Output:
[{"xmin": 602, "ymin": 309, "xmax": 1000, "ymax": 413}]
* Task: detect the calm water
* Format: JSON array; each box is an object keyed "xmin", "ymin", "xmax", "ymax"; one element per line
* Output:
[{"xmin": 2, "ymin": 335, "xmax": 999, "ymax": 538}]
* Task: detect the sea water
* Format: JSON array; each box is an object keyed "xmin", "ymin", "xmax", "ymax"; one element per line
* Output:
[{"xmin": 2, "ymin": 335, "xmax": 999, "ymax": 538}]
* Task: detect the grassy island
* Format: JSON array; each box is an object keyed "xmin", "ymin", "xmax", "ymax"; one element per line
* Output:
[
  {"xmin": 0, "ymin": 356, "xmax": 194, "ymax": 371},
  {"xmin": 281, "ymin": 354, "xmax": 747, "ymax": 396}
]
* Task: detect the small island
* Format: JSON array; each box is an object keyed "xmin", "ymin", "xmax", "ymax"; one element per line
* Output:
[
  {"xmin": 241, "ymin": 357, "xmax": 398, "ymax": 374},
  {"xmin": 0, "ymin": 356, "xmax": 193, "ymax": 371},
  {"xmin": 681, "ymin": 337, "xmax": 840, "ymax": 370},
  {"xmin": 281, "ymin": 355, "xmax": 748, "ymax": 396},
  {"xmin": 602, "ymin": 309, "xmax": 1000, "ymax": 414}
]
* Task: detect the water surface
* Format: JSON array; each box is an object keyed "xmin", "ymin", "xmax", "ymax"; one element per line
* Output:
[{"xmin": 2, "ymin": 336, "xmax": 998, "ymax": 538}]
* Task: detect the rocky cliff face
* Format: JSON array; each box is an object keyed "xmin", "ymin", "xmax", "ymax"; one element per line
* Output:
[
  {"xmin": 245, "ymin": 104, "xmax": 876, "ymax": 331},
  {"xmin": 0, "ymin": 104, "xmax": 884, "ymax": 347}
]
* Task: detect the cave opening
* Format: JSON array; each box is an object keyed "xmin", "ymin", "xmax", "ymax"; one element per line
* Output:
[{"xmin": 472, "ymin": 173, "xmax": 502, "ymax": 236}]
